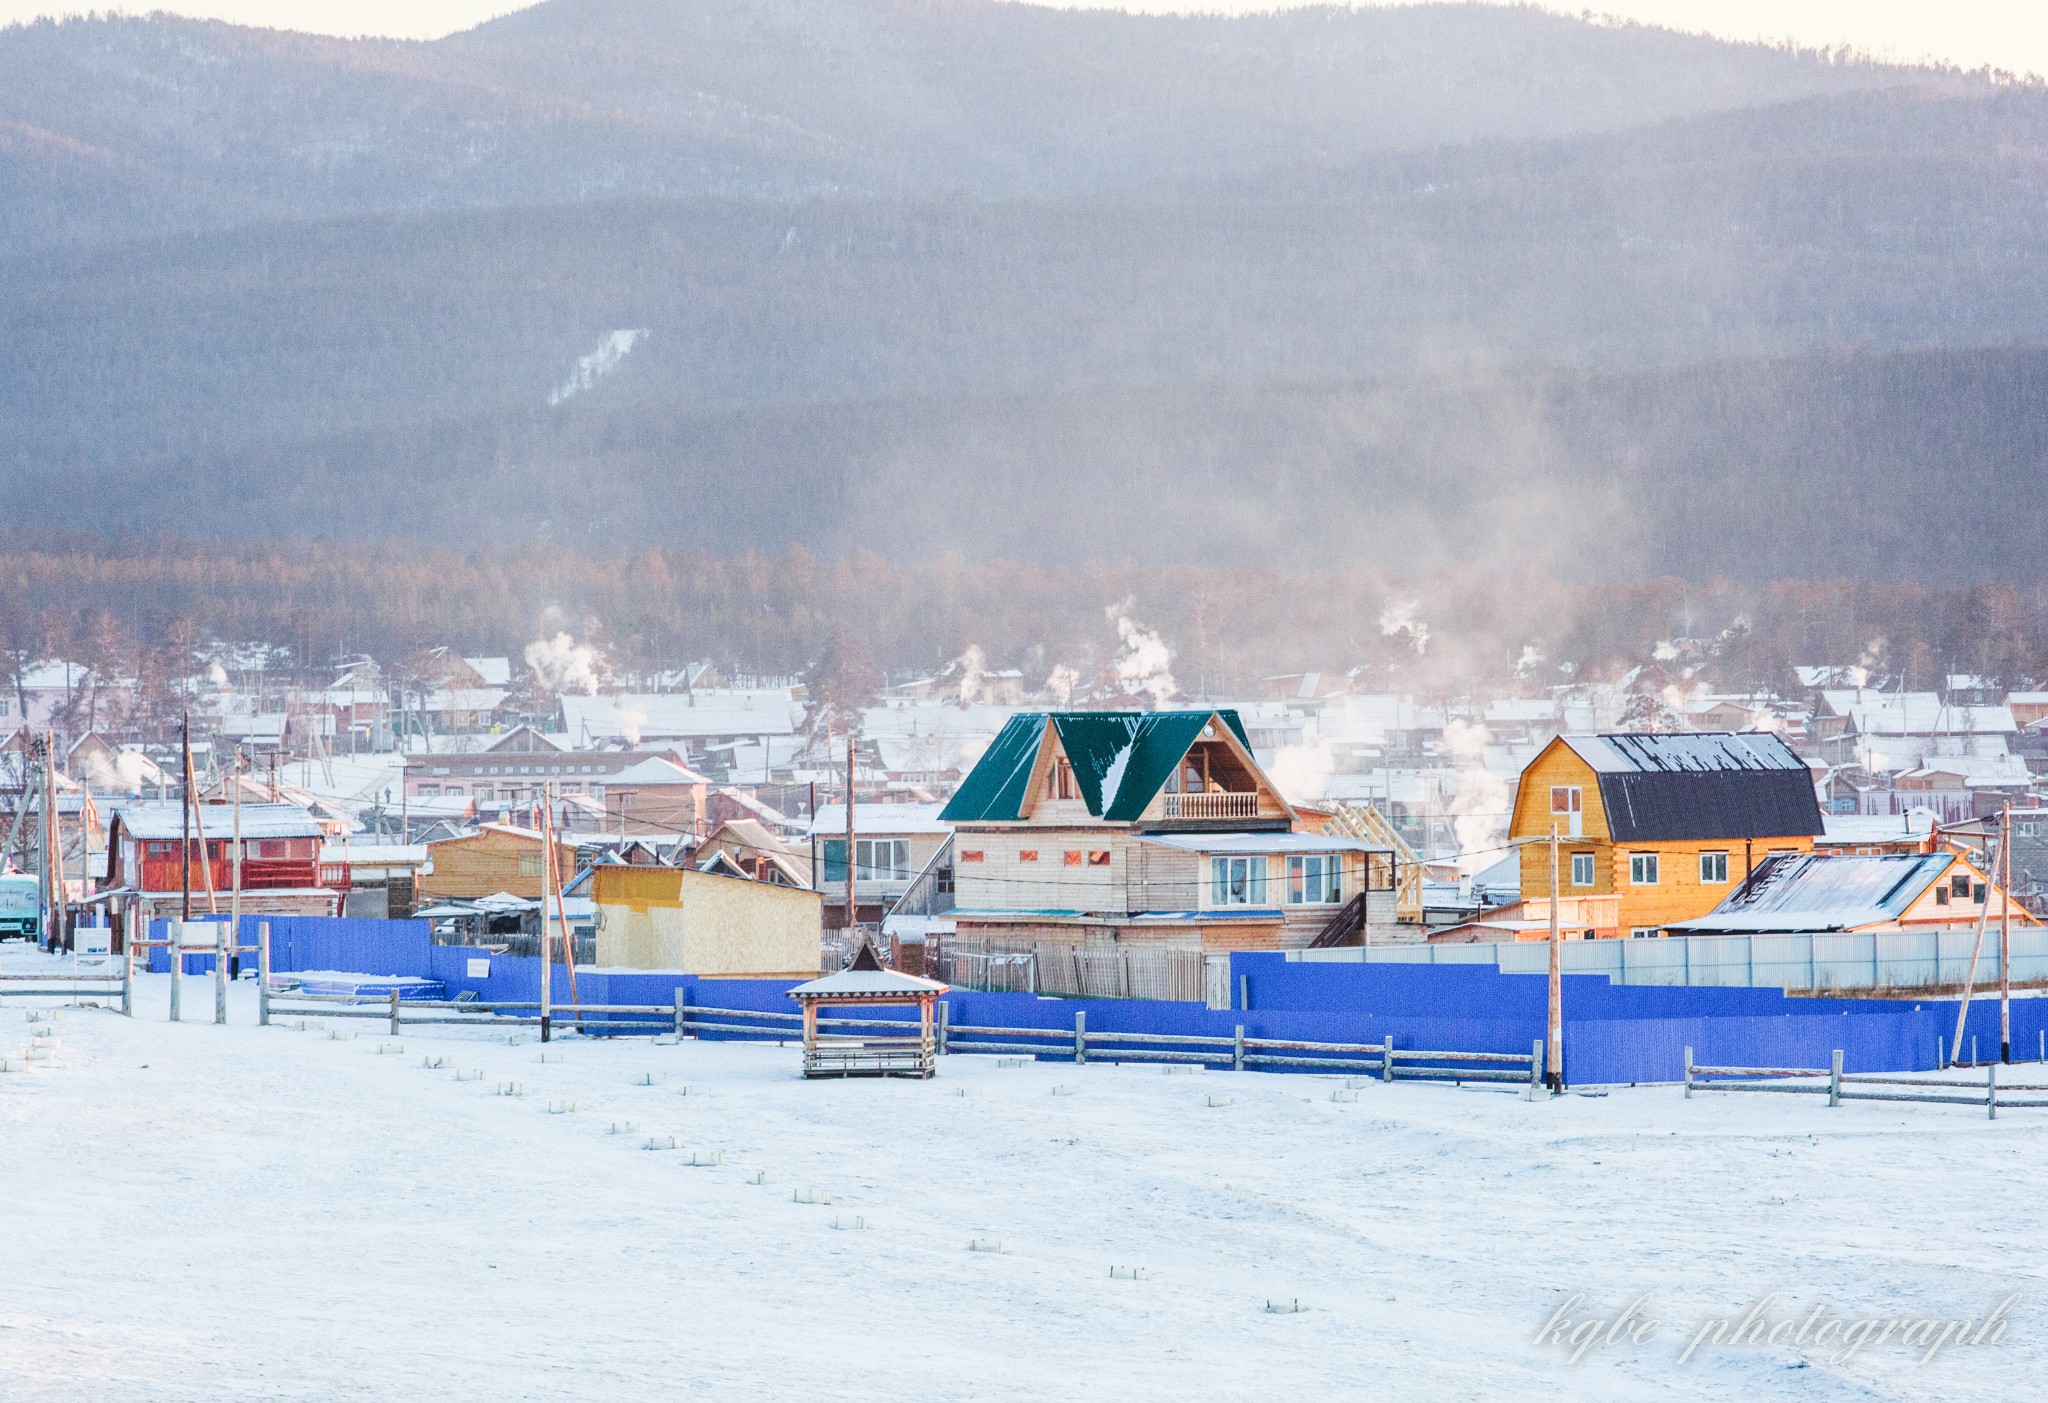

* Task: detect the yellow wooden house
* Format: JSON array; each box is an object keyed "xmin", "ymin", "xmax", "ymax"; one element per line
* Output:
[{"xmin": 1510, "ymin": 733, "xmax": 1825, "ymax": 937}]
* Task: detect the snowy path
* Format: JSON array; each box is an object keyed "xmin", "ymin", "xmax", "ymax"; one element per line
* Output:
[{"xmin": 1, "ymin": 955, "xmax": 2041, "ymax": 1401}]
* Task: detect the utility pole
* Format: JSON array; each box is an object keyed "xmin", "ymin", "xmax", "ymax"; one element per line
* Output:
[
  {"xmin": 538, "ymin": 787, "xmax": 553, "ymax": 1045},
  {"xmin": 845, "ymin": 729, "xmax": 858, "ymax": 935},
  {"xmin": 2000, "ymin": 799, "xmax": 2012, "ymax": 1063},
  {"xmin": 180, "ymin": 710, "xmax": 193, "ymax": 922},
  {"xmin": 1547, "ymin": 824, "xmax": 1562, "ymax": 1093},
  {"xmin": 42, "ymin": 733, "xmax": 59, "ymax": 952},
  {"xmin": 230, "ymin": 745, "xmax": 243, "ymax": 979}
]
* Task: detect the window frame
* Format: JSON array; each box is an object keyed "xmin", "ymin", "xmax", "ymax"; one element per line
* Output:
[
  {"xmin": 1211, "ymin": 855, "xmax": 1268, "ymax": 907},
  {"xmin": 1569, "ymin": 852, "xmax": 1595, "ymax": 888},
  {"xmin": 1699, "ymin": 851, "xmax": 1729, "ymax": 885},
  {"xmin": 1629, "ymin": 852, "xmax": 1660, "ymax": 886},
  {"xmin": 1549, "ymin": 786, "xmax": 1582, "ymax": 816},
  {"xmin": 1286, "ymin": 853, "xmax": 1343, "ymax": 905}
]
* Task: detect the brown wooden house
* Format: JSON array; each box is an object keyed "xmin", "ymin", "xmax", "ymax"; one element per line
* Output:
[{"xmin": 418, "ymin": 823, "xmax": 578, "ymax": 902}]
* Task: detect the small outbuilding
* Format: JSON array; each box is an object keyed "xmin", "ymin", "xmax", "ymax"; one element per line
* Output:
[{"xmin": 787, "ymin": 945, "xmax": 948, "ymax": 1079}]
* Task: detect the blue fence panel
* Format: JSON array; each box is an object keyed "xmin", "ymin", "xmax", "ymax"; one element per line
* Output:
[{"xmin": 127, "ymin": 916, "xmax": 2048, "ymax": 1082}]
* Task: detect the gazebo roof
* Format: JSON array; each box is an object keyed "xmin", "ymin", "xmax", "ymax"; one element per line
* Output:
[
  {"xmin": 788, "ymin": 942, "xmax": 947, "ymax": 1001},
  {"xmin": 787, "ymin": 968, "xmax": 948, "ymax": 1001}
]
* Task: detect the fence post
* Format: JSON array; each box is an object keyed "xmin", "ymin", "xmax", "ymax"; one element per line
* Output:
[
  {"xmin": 1987, "ymin": 1062, "xmax": 1997, "ymax": 1121},
  {"xmin": 1075, "ymin": 1011, "xmax": 1086, "ymax": 1065},
  {"xmin": 120, "ymin": 923, "xmax": 134, "ymax": 1018},
  {"xmin": 168, "ymin": 922, "xmax": 182, "ymax": 1024},
  {"xmin": 1938, "ymin": 1035, "xmax": 1946, "ymax": 1070},
  {"xmin": 257, "ymin": 921, "xmax": 271, "ymax": 1027},
  {"xmin": 389, "ymin": 987, "xmax": 401, "ymax": 1036},
  {"xmin": 1233, "ymin": 1024, "xmax": 1244, "ymax": 1073},
  {"xmin": 1683, "ymin": 1045, "xmax": 1693, "ymax": 1099},
  {"xmin": 214, "ymin": 921, "xmax": 229, "ymax": 1025},
  {"xmin": 937, "ymin": 1000, "xmax": 950, "ymax": 1057},
  {"xmin": 1381, "ymin": 1035, "xmax": 1394, "ymax": 1084},
  {"xmin": 673, "ymin": 988, "xmax": 687, "ymax": 1039},
  {"xmin": 1829, "ymin": 1049, "xmax": 1842, "ymax": 1108},
  {"xmin": 1238, "ymin": 974, "xmax": 1249, "ymax": 1011},
  {"xmin": 1529, "ymin": 1039, "xmax": 1543, "ymax": 1100}
]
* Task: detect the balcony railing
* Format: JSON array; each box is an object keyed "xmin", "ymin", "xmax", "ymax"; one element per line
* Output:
[{"xmin": 1162, "ymin": 791, "xmax": 1259, "ymax": 820}]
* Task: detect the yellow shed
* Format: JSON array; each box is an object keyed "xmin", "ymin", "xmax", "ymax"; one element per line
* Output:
[
  {"xmin": 591, "ymin": 864, "xmax": 822, "ymax": 977},
  {"xmin": 1510, "ymin": 733, "xmax": 1824, "ymax": 937}
]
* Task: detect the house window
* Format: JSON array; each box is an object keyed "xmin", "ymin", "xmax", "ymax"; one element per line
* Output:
[
  {"xmin": 1629, "ymin": 853, "xmax": 1659, "ymax": 886},
  {"xmin": 1088, "ymin": 851, "xmax": 1111, "ymax": 867},
  {"xmin": 856, "ymin": 839, "xmax": 910, "ymax": 882},
  {"xmin": 1063, "ymin": 851, "xmax": 1083, "ymax": 867},
  {"xmin": 1951, "ymin": 875, "xmax": 1971, "ymax": 899},
  {"xmin": 1630, "ymin": 927, "xmax": 1658, "ymax": 939},
  {"xmin": 2021, "ymin": 822, "xmax": 2040, "ymax": 838},
  {"xmin": 1288, "ymin": 854, "xmax": 1341, "ymax": 904},
  {"xmin": 416, "ymin": 785, "xmax": 441, "ymax": 798},
  {"xmin": 823, "ymin": 839, "xmax": 847, "ymax": 883},
  {"xmin": 1018, "ymin": 850, "xmax": 1039, "ymax": 864},
  {"xmin": 1700, "ymin": 852, "xmax": 1729, "ymax": 884},
  {"xmin": 1550, "ymin": 786, "xmax": 1581, "ymax": 815},
  {"xmin": 1974, "ymin": 881, "xmax": 1988, "ymax": 905},
  {"xmin": 1935, "ymin": 886, "xmax": 1949, "ymax": 906},
  {"xmin": 1212, "ymin": 856, "xmax": 1267, "ymax": 906},
  {"xmin": 1569, "ymin": 853, "xmax": 1595, "ymax": 887},
  {"xmin": 959, "ymin": 850, "xmax": 984, "ymax": 864}
]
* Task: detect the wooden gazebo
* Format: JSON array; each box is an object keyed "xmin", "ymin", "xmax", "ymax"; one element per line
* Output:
[{"xmin": 788, "ymin": 945, "xmax": 949, "ymax": 1079}]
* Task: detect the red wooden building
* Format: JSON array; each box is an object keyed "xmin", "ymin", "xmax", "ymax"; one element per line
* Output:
[{"xmin": 103, "ymin": 802, "xmax": 344, "ymax": 942}]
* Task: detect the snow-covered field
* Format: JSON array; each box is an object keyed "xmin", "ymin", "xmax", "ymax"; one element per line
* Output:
[{"xmin": 2, "ymin": 950, "xmax": 2041, "ymax": 1401}]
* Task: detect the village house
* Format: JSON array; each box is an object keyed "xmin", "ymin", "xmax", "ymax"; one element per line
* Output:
[
  {"xmin": 416, "ymin": 823, "xmax": 577, "ymax": 903},
  {"xmin": 938, "ymin": 710, "xmax": 1398, "ymax": 952},
  {"xmin": 101, "ymin": 801, "xmax": 344, "ymax": 943},
  {"xmin": 601, "ymin": 755, "xmax": 713, "ymax": 837},
  {"xmin": 556, "ymin": 689, "xmax": 805, "ymax": 781},
  {"xmin": 403, "ymin": 726, "xmax": 691, "ymax": 811},
  {"xmin": 1510, "ymin": 732, "xmax": 1826, "ymax": 938},
  {"xmin": 1667, "ymin": 849, "xmax": 2038, "ymax": 936},
  {"xmin": 693, "ymin": 818, "xmax": 809, "ymax": 887},
  {"xmin": 810, "ymin": 802, "xmax": 952, "ymax": 928}
]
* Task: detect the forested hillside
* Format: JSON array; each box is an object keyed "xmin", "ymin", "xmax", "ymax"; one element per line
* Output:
[{"xmin": 1, "ymin": 0, "xmax": 2043, "ymax": 607}]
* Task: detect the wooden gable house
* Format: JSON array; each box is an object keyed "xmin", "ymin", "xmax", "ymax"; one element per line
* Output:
[
  {"xmin": 938, "ymin": 710, "xmax": 1397, "ymax": 951},
  {"xmin": 1510, "ymin": 732, "xmax": 1825, "ymax": 937}
]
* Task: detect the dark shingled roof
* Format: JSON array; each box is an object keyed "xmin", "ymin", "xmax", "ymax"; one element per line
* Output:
[
  {"xmin": 1560, "ymin": 732, "xmax": 1824, "ymax": 843},
  {"xmin": 939, "ymin": 711, "xmax": 1253, "ymax": 823}
]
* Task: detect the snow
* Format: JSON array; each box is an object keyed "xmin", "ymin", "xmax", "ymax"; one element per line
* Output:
[{"xmin": 2, "ymin": 950, "xmax": 2042, "ymax": 1400}]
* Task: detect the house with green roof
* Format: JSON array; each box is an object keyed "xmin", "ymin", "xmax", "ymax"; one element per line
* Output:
[{"xmin": 936, "ymin": 710, "xmax": 1397, "ymax": 951}]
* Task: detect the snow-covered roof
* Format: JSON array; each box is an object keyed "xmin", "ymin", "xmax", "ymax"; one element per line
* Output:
[
  {"xmin": 112, "ymin": 802, "xmax": 325, "ymax": 840},
  {"xmin": 608, "ymin": 756, "xmax": 712, "ymax": 787},
  {"xmin": 462, "ymin": 657, "xmax": 512, "ymax": 686},
  {"xmin": 1134, "ymin": 833, "xmax": 1392, "ymax": 855},
  {"xmin": 1671, "ymin": 852, "xmax": 1961, "ymax": 934},
  {"xmin": 1820, "ymin": 690, "xmax": 2016, "ymax": 735},
  {"xmin": 1558, "ymin": 732, "xmax": 1805, "ymax": 775},
  {"xmin": 560, "ymin": 691, "xmax": 801, "ymax": 743},
  {"xmin": 1818, "ymin": 812, "xmax": 1938, "ymax": 845},
  {"xmin": 787, "ymin": 968, "xmax": 948, "ymax": 999},
  {"xmin": 809, "ymin": 802, "xmax": 950, "ymax": 836}
]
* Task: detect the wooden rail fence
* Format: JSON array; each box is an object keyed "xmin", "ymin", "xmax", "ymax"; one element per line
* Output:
[
  {"xmin": 255, "ymin": 991, "xmax": 1546, "ymax": 1091},
  {"xmin": 1685, "ymin": 1046, "xmax": 2048, "ymax": 1119}
]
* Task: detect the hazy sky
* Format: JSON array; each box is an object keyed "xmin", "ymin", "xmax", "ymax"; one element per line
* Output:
[{"xmin": 2, "ymin": 1, "xmax": 2044, "ymax": 76}]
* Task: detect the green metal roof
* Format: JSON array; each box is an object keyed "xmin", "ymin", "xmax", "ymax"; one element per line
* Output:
[{"xmin": 939, "ymin": 710, "xmax": 1253, "ymax": 823}]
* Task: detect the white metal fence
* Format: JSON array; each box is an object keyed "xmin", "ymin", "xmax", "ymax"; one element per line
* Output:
[{"xmin": 1305, "ymin": 926, "xmax": 2048, "ymax": 994}]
